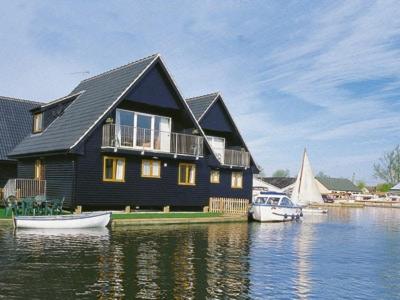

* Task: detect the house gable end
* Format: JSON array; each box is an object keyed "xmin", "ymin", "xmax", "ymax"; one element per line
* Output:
[
  {"xmin": 125, "ymin": 63, "xmax": 181, "ymax": 110},
  {"xmin": 200, "ymin": 98, "xmax": 235, "ymax": 133}
]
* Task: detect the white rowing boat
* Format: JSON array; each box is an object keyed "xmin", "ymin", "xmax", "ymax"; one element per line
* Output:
[{"xmin": 14, "ymin": 212, "xmax": 111, "ymax": 229}]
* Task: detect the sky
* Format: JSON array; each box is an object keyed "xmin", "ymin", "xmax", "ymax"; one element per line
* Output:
[{"xmin": 0, "ymin": 1, "xmax": 399, "ymax": 184}]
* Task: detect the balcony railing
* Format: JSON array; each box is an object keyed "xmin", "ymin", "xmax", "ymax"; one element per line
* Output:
[
  {"xmin": 102, "ymin": 124, "xmax": 204, "ymax": 157},
  {"xmin": 2, "ymin": 179, "xmax": 46, "ymax": 200},
  {"xmin": 223, "ymin": 149, "xmax": 251, "ymax": 168}
]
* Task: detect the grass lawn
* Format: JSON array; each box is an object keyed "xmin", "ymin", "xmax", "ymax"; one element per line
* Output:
[
  {"xmin": 0, "ymin": 208, "xmax": 222, "ymax": 220},
  {"xmin": 112, "ymin": 212, "xmax": 223, "ymax": 219}
]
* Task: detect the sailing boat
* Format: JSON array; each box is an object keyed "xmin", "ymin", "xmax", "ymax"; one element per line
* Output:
[{"xmin": 291, "ymin": 149, "xmax": 327, "ymax": 215}]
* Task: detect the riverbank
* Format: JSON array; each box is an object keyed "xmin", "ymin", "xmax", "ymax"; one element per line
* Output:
[
  {"xmin": 310, "ymin": 200, "xmax": 400, "ymax": 209},
  {"xmin": 0, "ymin": 209, "xmax": 247, "ymax": 226}
]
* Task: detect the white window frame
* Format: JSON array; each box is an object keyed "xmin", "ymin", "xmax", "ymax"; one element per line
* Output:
[{"xmin": 116, "ymin": 109, "xmax": 171, "ymax": 151}]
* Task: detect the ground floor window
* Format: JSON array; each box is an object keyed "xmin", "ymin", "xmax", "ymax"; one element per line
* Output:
[
  {"xmin": 231, "ymin": 171, "xmax": 243, "ymax": 189},
  {"xmin": 178, "ymin": 163, "xmax": 196, "ymax": 185},
  {"xmin": 141, "ymin": 159, "xmax": 161, "ymax": 178},
  {"xmin": 210, "ymin": 170, "xmax": 220, "ymax": 183},
  {"xmin": 103, "ymin": 156, "xmax": 125, "ymax": 182}
]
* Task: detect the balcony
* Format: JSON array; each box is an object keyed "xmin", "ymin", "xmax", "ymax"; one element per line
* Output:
[
  {"xmin": 102, "ymin": 124, "xmax": 204, "ymax": 157},
  {"xmin": 223, "ymin": 149, "xmax": 251, "ymax": 168}
]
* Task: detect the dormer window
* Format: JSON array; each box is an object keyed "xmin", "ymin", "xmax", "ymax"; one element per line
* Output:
[{"xmin": 33, "ymin": 112, "xmax": 43, "ymax": 133}]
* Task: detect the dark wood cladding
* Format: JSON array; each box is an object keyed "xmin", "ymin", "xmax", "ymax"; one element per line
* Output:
[
  {"xmin": 17, "ymin": 156, "xmax": 75, "ymax": 208},
  {"xmin": 75, "ymin": 126, "xmax": 210, "ymax": 208},
  {"xmin": 0, "ymin": 162, "xmax": 17, "ymax": 187},
  {"xmin": 209, "ymin": 168, "xmax": 253, "ymax": 199}
]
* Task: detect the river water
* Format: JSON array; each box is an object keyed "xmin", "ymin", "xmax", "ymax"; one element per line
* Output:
[{"xmin": 0, "ymin": 207, "xmax": 399, "ymax": 299}]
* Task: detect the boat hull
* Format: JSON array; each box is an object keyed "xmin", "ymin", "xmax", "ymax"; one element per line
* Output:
[
  {"xmin": 251, "ymin": 205, "xmax": 302, "ymax": 222},
  {"xmin": 14, "ymin": 212, "xmax": 111, "ymax": 229}
]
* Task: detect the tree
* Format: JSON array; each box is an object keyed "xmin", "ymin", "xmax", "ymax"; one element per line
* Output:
[
  {"xmin": 357, "ymin": 180, "xmax": 366, "ymax": 191},
  {"xmin": 376, "ymin": 183, "xmax": 393, "ymax": 193},
  {"xmin": 373, "ymin": 145, "xmax": 400, "ymax": 185},
  {"xmin": 316, "ymin": 171, "xmax": 330, "ymax": 179},
  {"xmin": 272, "ymin": 169, "xmax": 290, "ymax": 177}
]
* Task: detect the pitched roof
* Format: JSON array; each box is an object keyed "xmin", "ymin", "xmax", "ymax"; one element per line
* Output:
[
  {"xmin": 0, "ymin": 96, "xmax": 41, "ymax": 161},
  {"xmin": 186, "ymin": 92, "xmax": 259, "ymax": 171},
  {"xmin": 316, "ymin": 177, "xmax": 361, "ymax": 192},
  {"xmin": 9, "ymin": 54, "xmax": 159, "ymax": 157},
  {"xmin": 262, "ymin": 177, "xmax": 297, "ymax": 189},
  {"xmin": 391, "ymin": 183, "xmax": 400, "ymax": 191},
  {"xmin": 186, "ymin": 92, "xmax": 218, "ymax": 120}
]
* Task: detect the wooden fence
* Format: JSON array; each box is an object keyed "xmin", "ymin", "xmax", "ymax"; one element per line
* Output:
[{"xmin": 209, "ymin": 197, "xmax": 249, "ymax": 215}]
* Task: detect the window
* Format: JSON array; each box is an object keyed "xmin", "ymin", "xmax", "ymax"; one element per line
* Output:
[
  {"xmin": 210, "ymin": 170, "xmax": 220, "ymax": 183},
  {"xmin": 34, "ymin": 159, "xmax": 44, "ymax": 180},
  {"xmin": 178, "ymin": 163, "xmax": 196, "ymax": 185},
  {"xmin": 33, "ymin": 113, "xmax": 43, "ymax": 133},
  {"xmin": 141, "ymin": 160, "xmax": 161, "ymax": 178},
  {"xmin": 103, "ymin": 156, "xmax": 125, "ymax": 182},
  {"xmin": 231, "ymin": 171, "xmax": 243, "ymax": 188},
  {"xmin": 115, "ymin": 109, "xmax": 171, "ymax": 151}
]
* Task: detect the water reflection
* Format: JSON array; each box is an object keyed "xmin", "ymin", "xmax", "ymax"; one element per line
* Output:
[{"xmin": 1, "ymin": 208, "xmax": 400, "ymax": 299}]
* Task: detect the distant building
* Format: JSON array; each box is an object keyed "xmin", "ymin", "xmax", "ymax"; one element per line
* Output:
[
  {"xmin": 260, "ymin": 177, "xmax": 297, "ymax": 195},
  {"xmin": 390, "ymin": 183, "xmax": 400, "ymax": 195},
  {"xmin": 260, "ymin": 176, "xmax": 361, "ymax": 200},
  {"xmin": 252, "ymin": 176, "xmax": 283, "ymax": 199},
  {"xmin": 0, "ymin": 96, "xmax": 42, "ymax": 187}
]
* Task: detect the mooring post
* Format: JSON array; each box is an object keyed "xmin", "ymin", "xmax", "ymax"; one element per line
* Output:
[
  {"xmin": 125, "ymin": 205, "xmax": 131, "ymax": 213},
  {"xmin": 75, "ymin": 205, "xmax": 82, "ymax": 214},
  {"xmin": 203, "ymin": 206, "xmax": 209, "ymax": 213},
  {"xmin": 163, "ymin": 205, "xmax": 170, "ymax": 213}
]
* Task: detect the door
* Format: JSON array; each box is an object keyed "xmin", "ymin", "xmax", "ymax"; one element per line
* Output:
[
  {"xmin": 207, "ymin": 136, "xmax": 225, "ymax": 163},
  {"xmin": 156, "ymin": 116, "xmax": 171, "ymax": 152}
]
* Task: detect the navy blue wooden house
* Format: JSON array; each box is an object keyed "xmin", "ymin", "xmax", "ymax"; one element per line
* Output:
[{"xmin": 8, "ymin": 54, "xmax": 258, "ymax": 210}]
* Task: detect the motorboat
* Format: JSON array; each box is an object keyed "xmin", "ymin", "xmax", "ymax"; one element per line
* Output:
[
  {"xmin": 251, "ymin": 192, "xmax": 303, "ymax": 222},
  {"xmin": 14, "ymin": 212, "xmax": 111, "ymax": 229}
]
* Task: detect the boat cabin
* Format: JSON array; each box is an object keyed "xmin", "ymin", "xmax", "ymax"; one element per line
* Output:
[{"xmin": 253, "ymin": 193, "xmax": 296, "ymax": 207}]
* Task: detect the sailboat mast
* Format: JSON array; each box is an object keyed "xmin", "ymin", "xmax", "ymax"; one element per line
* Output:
[{"xmin": 297, "ymin": 149, "xmax": 306, "ymax": 196}]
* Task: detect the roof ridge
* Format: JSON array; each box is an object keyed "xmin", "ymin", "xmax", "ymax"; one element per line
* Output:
[
  {"xmin": 80, "ymin": 53, "xmax": 159, "ymax": 83},
  {"xmin": 186, "ymin": 92, "xmax": 219, "ymax": 101},
  {"xmin": 0, "ymin": 95, "xmax": 42, "ymax": 105}
]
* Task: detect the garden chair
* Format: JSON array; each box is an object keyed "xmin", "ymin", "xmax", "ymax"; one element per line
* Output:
[
  {"xmin": 34, "ymin": 195, "xmax": 47, "ymax": 215},
  {"xmin": 4, "ymin": 196, "xmax": 19, "ymax": 216},
  {"xmin": 22, "ymin": 197, "xmax": 36, "ymax": 216},
  {"xmin": 51, "ymin": 197, "xmax": 65, "ymax": 215}
]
